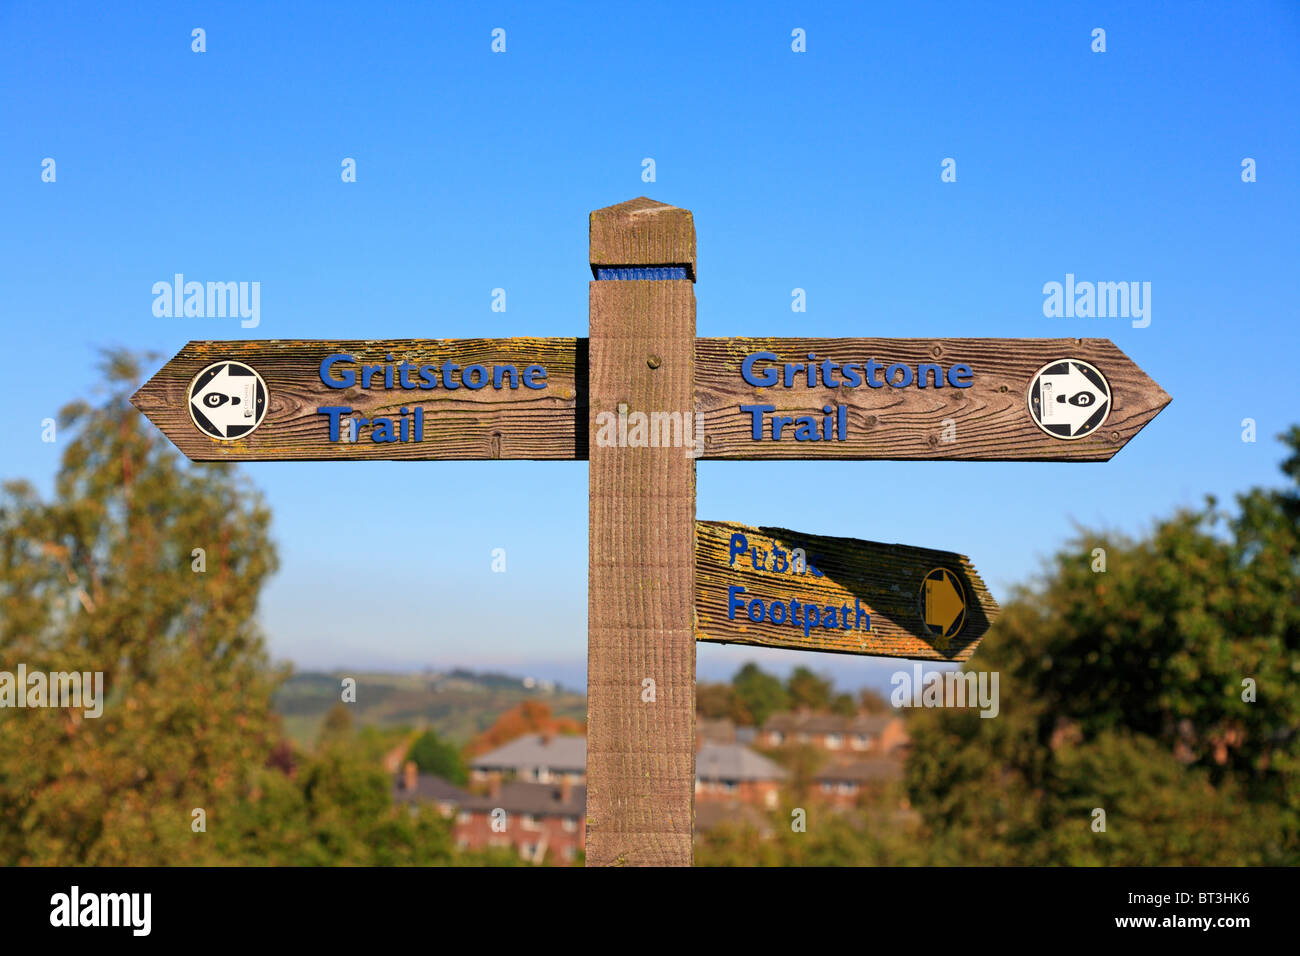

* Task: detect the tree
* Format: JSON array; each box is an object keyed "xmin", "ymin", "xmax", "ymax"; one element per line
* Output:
[
  {"xmin": 696, "ymin": 681, "xmax": 734, "ymax": 719},
  {"xmin": 829, "ymin": 692, "xmax": 857, "ymax": 717},
  {"xmin": 729, "ymin": 663, "xmax": 789, "ymax": 727},
  {"xmin": 858, "ymin": 688, "xmax": 889, "ymax": 714},
  {"xmin": 786, "ymin": 666, "xmax": 833, "ymax": 711},
  {"xmin": 0, "ymin": 350, "xmax": 280, "ymax": 864},
  {"xmin": 407, "ymin": 729, "xmax": 467, "ymax": 784},
  {"xmin": 903, "ymin": 426, "xmax": 1300, "ymax": 864},
  {"xmin": 317, "ymin": 702, "xmax": 354, "ymax": 749},
  {"xmin": 466, "ymin": 700, "xmax": 583, "ymax": 757}
]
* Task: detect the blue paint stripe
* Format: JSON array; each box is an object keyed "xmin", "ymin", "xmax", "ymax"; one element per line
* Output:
[{"xmin": 595, "ymin": 266, "xmax": 688, "ymax": 281}]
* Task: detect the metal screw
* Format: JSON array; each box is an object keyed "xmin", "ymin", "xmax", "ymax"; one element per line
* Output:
[{"xmin": 647, "ymin": 355, "xmax": 661, "ymax": 369}]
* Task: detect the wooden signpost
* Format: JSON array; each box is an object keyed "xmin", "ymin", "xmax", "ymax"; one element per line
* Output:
[
  {"xmin": 132, "ymin": 197, "xmax": 1171, "ymax": 867},
  {"xmin": 695, "ymin": 520, "xmax": 999, "ymax": 662}
]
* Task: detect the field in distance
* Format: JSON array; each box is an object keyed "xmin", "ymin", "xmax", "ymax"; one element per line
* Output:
[{"xmin": 274, "ymin": 669, "xmax": 587, "ymax": 747}]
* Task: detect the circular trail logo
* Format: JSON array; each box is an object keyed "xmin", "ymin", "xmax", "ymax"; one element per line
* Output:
[
  {"xmin": 919, "ymin": 567, "xmax": 966, "ymax": 647},
  {"xmin": 1027, "ymin": 358, "xmax": 1111, "ymax": 440},
  {"xmin": 187, "ymin": 361, "xmax": 268, "ymax": 440}
]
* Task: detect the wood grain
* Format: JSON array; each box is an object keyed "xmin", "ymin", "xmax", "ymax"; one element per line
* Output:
[
  {"xmin": 589, "ymin": 197, "xmax": 697, "ymax": 280},
  {"xmin": 694, "ymin": 337, "xmax": 1170, "ymax": 461},
  {"xmin": 586, "ymin": 200, "xmax": 697, "ymax": 867},
  {"xmin": 696, "ymin": 520, "xmax": 999, "ymax": 663},
  {"xmin": 130, "ymin": 338, "xmax": 583, "ymax": 461}
]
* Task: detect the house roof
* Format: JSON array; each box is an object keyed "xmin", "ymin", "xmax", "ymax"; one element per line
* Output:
[
  {"xmin": 813, "ymin": 758, "xmax": 902, "ymax": 783},
  {"xmin": 469, "ymin": 734, "xmax": 587, "ymax": 774},
  {"xmin": 459, "ymin": 781, "xmax": 586, "ymax": 817},
  {"xmin": 761, "ymin": 712, "xmax": 894, "ymax": 736},
  {"xmin": 695, "ymin": 742, "xmax": 787, "ymax": 782},
  {"xmin": 393, "ymin": 773, "xmax": 471, "ymax": 805},
  {"xmin": 697, "ymin": 717, "xmax": 737, "ymax": 743}
]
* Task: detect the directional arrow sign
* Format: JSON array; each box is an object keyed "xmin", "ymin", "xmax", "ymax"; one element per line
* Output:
[
  {"xmin": 694, "ymin": 337, "xmax": 1169, "ymax": 461},
  {"xmin": 134, "ymin": 337, "xmax": 1166, "ymax": 464},
  {"xmin": 695, "ymin": 520, "xmax": 1000, "ymax": 662},
  {"xmin": 131, "ymin": 338, "xmax": 583, "ymax": 461}
]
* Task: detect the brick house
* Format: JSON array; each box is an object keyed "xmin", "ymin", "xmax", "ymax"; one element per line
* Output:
[
  {"xmin": 468, "ymin": 733, "xmax": 587, "ymax": 785},
  {"xmin": 759, "ymin": 712, "xmax": 908, "ymax": 756},
  {"xmin": 453, "ymin": 777, "xmax": 586, "ymax": 864},
  {"xmin": 695, "ymin": 742, "xmax": 787, "ymax": 808},
  {"xmin": 811, "ymin": 758, "xmax": 902, "ymax": 808}
]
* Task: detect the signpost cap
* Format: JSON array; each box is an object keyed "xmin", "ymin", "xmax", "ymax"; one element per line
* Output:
[{"xmin": 590, "ymin": 197, "xmax": 696, "ymax": 281}]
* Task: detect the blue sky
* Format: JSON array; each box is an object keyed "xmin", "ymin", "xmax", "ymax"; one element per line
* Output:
[{"xmin": 3, "ymin": 2, "xmax": 1297, "ymax": 694}]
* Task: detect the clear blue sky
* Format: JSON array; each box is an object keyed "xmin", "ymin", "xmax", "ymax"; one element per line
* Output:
[{"xmin": 3, "ymin": 2, "xmax": 1297, "ymax": 694}]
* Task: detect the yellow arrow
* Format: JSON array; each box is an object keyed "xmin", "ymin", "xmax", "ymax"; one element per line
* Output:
[{"xmin": 925, "ymin": 570, "xmax": 965, "ymax": 634}]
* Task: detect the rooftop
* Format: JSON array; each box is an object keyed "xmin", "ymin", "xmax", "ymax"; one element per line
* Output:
[
  {"xmin": 762, "ymin": 712, "xmax": 894, "ymax": 736},
  {"xmin": 469, "ymin": 733, "xmax": 587, "ymax": 774},
  {"xmin": 393, "ymin": 773, "xmax": 471, "ymax": 805},
  {"xmin": 696, "ymin": 742, "xmax": 787, "ymax": 782},
  {"xmin": 459, "ymin": 781, "xmax": 586, "ymax": 817}
]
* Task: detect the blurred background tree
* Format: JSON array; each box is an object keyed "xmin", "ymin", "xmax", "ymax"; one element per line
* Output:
[
  {"xmin": 0, "ymin": 350, "xmax": 279, "ymax": 864},
  {"xmin": 406, "ymin": 728, "xmax": 467, "ymax": 784},
  {"xmin": 901, "ymin": 426, "xmax": 1300, "ymax": 865},
  {"xmin": 0, "ymin": 352, "xmax": 479, "ymax": 865},
  {"xmin": 728, "ymin": 662, "xmax": 789, "ymax": 726}
]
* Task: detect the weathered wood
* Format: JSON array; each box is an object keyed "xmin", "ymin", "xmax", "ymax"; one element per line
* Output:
[
  {"xmin": 696, "ymin": 520, "xmax": 999, "ymax": 662},
  {"xmin": 695, "ymin": 337, "xmax": 1169, "ymax": 461},
  {"xmin": 130, "ymin": 338, "xmax": 583, "ymax": 461},
  {"xmin": 589, "ymin": 197, "xmax": 697, "ymax": 280},
  {"xmin": 586, "ymin": 200, "xmax": 696, "ymax": 867},
  {"xmin": 134, "ymin": 336, "xmax": 1170, "ymax": 465}
]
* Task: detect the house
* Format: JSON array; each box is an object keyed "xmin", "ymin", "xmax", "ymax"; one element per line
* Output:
[
  {"xmin": 695, "ymin": 742, "xmax": 786, "ymax": 808},
  {"xmin": 698, "ymin": 717, "xmax": 757, "ymax": 747},
  {"xmin": 453, "ymin": 778, "xmax": 586, "ymax": 864},
  {"xmin": 759, "ymin": 712, "xmax": 908, "ymax": 756},
  {"xmin": 811, "ymin": 758, "xmax": 902, "ymax": 808},
  {"xmin": 697, "ymin": 717, "xmax": 737, "ymax": 744},
  {"xmin": 392, "ymin": 762, "xmax": 468, "ymax": 818},
  {"xmin": 468, "ymin": 733, "xmax": 587, "ymax": 785}
]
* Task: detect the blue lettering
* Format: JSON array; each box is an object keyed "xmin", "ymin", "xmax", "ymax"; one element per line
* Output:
[
  {"xmin": 741, "ymin": 351, "xmax": 780, "ymax": 387},
  {"xmin": 321, "ymin": 355, "xmax": 355, "ymax": 389}
]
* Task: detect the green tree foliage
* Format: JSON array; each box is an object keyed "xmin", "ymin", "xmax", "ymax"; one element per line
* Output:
[
  {"xmin": 0, "ymin": 351, "xmax": 280, "ymax": 864},
  {"xmin": 407, "ymin": 729, "xmax": 467, "ymax": 784},
  {"xmin": 904, "ymin": 428, "xmax": 1300, "ymax": 864},
  {"xmin": 696, "ymin": 681, "xmax": 734, "ymax": 720},
  {"xmin": 858, "ymin": 688, "xmax": 889, "ymax": 714},
  {"xmin": 728, "ymin": 662, "xmax": 789, "ymax": 726},
  {"xmin": 829, "ymin": 693, "xmax": 857, "ymax": 717},
  {"xmin": 697, "ymin": 795, "xmax": 926, "ymax": 866},
  {"xmin": 786, "ymin": 666, "xmax": 833, "ymax": 711},
  {"xmin": 0, "ymin": 352, "xmax": 536, "ymax": 866}
]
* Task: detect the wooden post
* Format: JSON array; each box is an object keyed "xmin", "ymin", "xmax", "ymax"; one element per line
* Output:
[{"xmin": 586, "ymin": 197, "xmax": 697, "ymax": 866}]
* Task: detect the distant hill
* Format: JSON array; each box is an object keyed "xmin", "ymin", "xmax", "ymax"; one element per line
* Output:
[{"xmin": 273, "ymin": 669, "xmax": 587, "ymax": 747}]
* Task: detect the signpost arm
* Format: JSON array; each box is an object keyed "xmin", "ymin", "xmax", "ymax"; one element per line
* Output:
[{"xmin": 586, "ymin": 198, "xmax": 697, "ymax": 866}]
